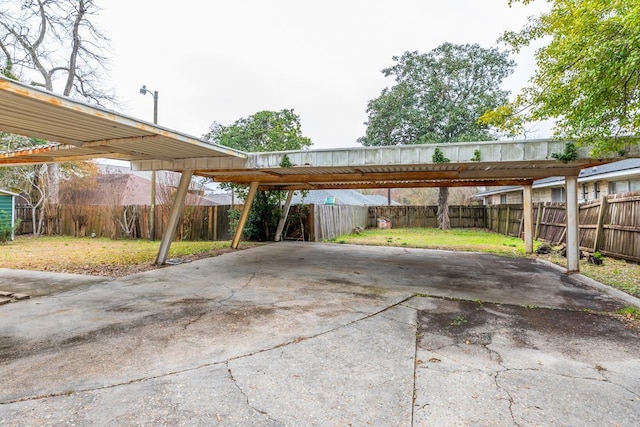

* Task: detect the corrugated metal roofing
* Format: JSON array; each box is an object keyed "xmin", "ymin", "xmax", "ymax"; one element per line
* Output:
[
  {"xmin": 0, "ymin": 77, "xmax": 246, "ymax": 165},
  {"xmin": 1, "ymin": 76, "xmax": 637, "ymax": 190}
]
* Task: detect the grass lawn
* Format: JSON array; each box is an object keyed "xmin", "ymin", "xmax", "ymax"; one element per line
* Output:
[
  {"xmin": 0, "ymin": 236, "xmax": 258, "ymax": 277},
  {"xmin": 334, "ymin": 227, "xmax": 532, "ymax": 256},
  {"xmin": 333, "ymin": 227, "xmax": 640, "ymax": 299},
  {"xmin": 1, "ymin": 230, "xmax": 638, "ymax": 302}
]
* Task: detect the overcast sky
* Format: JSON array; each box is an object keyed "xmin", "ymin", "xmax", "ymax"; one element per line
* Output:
[{"xmin": 97, "ymin": 0, "xmax": 551, "ymax": 150}]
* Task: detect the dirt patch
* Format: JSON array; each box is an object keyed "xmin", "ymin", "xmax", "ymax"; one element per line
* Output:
[{"xmin": 55, "ymin": 247, "xmax": 248, "ymax": 278}]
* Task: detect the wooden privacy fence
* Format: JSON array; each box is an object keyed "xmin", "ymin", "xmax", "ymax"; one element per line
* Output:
[
  {"xmin": 485, "ymin": 192, "xmax": 640, "ymax": 263},
  {"xmin": 16, "ymin": 204, "xmax": 240, "ymax": 241},
  {"xmin": 306, "ymin": 205, "xmax": 369, "ymax": 242},
  {"xmin": 14, "ymin": 196, "xmax": 640, "ymax": 262},
  {"xmin": 368, "ymin": 205, "xmax": 486, "ymax": 229}
]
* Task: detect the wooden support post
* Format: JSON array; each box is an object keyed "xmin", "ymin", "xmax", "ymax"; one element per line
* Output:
[
  {"xmin": 231, "ymin": 182, "xmax": 259, "ymax": 249},
  {"xmin": 565, "ymin": 176, "xmax": 580, "ymax": 272},
  {"xmin": 593, "ymin": 196, "xmax": 608, "ymax": 253},
  {"xmin": 523, "ymin": 185, "xmax": 533, "ymax": 254},
  {"xmin": 155, "ymin": 170, "xmax": 194, "ymax": 265},
  {"xmin": 274, "ymin": 190, "xmax": 294, "ymax": 242}
]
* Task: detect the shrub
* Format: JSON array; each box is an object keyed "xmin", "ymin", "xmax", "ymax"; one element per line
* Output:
[{"xmin": 0, "ymin": 210, "xmax": 21, "ymax": 244}]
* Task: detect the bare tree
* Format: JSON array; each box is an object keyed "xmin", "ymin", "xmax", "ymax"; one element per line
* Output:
[
  {"xmin": 101, "ymin": 173, "xmax": 139, "ymax": 239},
  {"xmin": 0, "ymin": 163, "xmax": 47, "ymax": 236},
  {"xmin": 0, "ymin": 0, "xmax": 112, "ymax": 102},
  {"xmin": 1, "ymin": 0, "xmax": 113, "ymax": 234},
  {"xmin": 59, "ymin": 161, "xmax": 98, "ymax": 237}
]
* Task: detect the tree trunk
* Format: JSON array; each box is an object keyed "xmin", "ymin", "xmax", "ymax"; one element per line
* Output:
[
  {"xmin": 31, "ymin": 206, "xmax": 38, "ymax": 237},
  {"xmin": 437, "ymin": 186, "xmax": 450, "ymax": 230}
]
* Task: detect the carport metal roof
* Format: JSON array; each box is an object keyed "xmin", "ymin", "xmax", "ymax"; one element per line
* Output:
[
  {"xmin": 2, "ymin": 76, "xmax": 636, "ymax": 190},
  {"xmin": 0, "ymin": 77, "xmax": 246, "ymax": 167}
]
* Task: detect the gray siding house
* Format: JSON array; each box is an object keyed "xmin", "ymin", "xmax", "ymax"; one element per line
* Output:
[{"xmin": 475, "ymin": 159, "xmax": 640, "ymax": 204}]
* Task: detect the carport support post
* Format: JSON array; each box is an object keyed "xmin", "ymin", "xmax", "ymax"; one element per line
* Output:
[
  {"xmin": 231, "ymin": 182, "xmax": 259, "ymax": 249},
  {"xmin": 565, "ymin": 175, "xmax": 580, "ymax": 273},
  {"xmin": 274, "ymin": 190, "xmax": 294, "ymax": 242},
  {"xmin": 523, "ymin": 184, "xmax": 533, "ymax": 254},
  {"xmin": 155, "ymin": 170, "xmax": 194, "ymax": 265}
]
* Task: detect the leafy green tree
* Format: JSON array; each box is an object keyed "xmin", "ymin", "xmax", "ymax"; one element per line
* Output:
[
  {"xmin": 204, "ymin": 109, "xmax": 312, "ymax": 241},
  {"xmin": 359, "ymin": 43, "xmax": 515, "ymax": 228},
  {"xmin": 486, "ymin": 0, "xmax": 640, "ymax": 155}
]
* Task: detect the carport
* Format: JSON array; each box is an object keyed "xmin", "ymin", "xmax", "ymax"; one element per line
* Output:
[{"xmin": 1, "ymin": 76, "xmax": 637, "ymax": 272}]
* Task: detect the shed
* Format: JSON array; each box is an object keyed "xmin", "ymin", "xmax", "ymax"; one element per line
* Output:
[{"xmin": 0, "ymin": 189, "xmax": 19, "ymax": 241}]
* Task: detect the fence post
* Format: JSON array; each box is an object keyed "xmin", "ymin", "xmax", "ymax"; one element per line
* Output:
[
  {"xmin": 534, "ymin": 202, "xmax": 543, "ymax": 240},
  {"xmin": 505, "ymin": 206, "xmax": 510, "ymax": 236},
  {"xmin": 593, "ymin": 196, "xmax": 608, "ymax": 253}
]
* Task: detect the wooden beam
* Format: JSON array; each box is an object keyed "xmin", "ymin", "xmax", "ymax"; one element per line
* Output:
[
  {"xmin": 459, "ymin": 167, "xmax": 582, "ymax": 180},
  {"xmin": 213, "ymin": 170, "xmax": 462, "ymax": 184},
  {"xmin": 257, "ymin": 179, "xmax": 536, "ymax": 191}
]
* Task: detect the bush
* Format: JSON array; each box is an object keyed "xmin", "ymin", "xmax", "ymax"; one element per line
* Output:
[{"xmin": 0, "ymin": 210, "xmax": 21, "ymax": 244}]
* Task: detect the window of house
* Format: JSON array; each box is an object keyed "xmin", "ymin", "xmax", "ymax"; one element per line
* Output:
[
  {"xmin": 551, "ymin": 187, "xmax": 566, "ymax": 202},
  {"xmin": 610, "ymin": 180, "xmax": 630, "ymax": 194},
  {"xmin": 581, "ymin": 184, "xmax": 588, "ymax": 200},
  {"xmin": 500, "ymin": 194, "xmax": 507, "ymax": 204},
  {"xmin": 593, "ymin": 181, "xmax": 600, "ymax": 199},
  {"xmin": 631, "ymin": 179, "xmax": 640, "ymax": 192}
]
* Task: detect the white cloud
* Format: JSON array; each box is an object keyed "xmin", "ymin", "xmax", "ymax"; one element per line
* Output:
[{"xmin": 98, "ymin": 0, "xmax": 551, "ymax": 148}]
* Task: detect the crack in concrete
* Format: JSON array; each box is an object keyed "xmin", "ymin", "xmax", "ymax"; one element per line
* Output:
[
  {"xmin": 217, "ymin": 273, "xmax": 256, "ymax": 306},
  {"xmin": 411, "ymin": 316, "xmax": 419, "ymax": 427},
  {"xmin": 225, "ymin": 361, "xmax": 282, "ymax": 425},
  {"xmin": 182, "ymin": 312, "xmax": 207, "ymax": 330},
  {"xmin": 495, "ymin": 367, "xmax": 640, "ymax": 400},
  {"xmin": 1, "ymin": 293, "xmax": 417, "ymax": 407}
]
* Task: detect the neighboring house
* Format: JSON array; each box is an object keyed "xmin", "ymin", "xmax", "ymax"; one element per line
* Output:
[
  {"xmin": 0, "ymin": 189, "xmax": 18, "ymax": 240},
  {"xmin": 290, "ymin": 189, "xmax": 401, "ymax": 206},
  {"xmin": 92, "ymin": 173, "xmax": 218, "ymax": 206},
  {"xmin": 474, "ymin": 159, "xmax": 640, "ymax": 204}
]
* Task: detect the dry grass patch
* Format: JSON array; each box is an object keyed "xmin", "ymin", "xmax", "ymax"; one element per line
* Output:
[
  {"xmin": 0, "ymin": 236, "xmax": 259, "ymax": 277},
  {"xmin": 542, "ymin": 252, "xmax": 640, "ymax": 298}
]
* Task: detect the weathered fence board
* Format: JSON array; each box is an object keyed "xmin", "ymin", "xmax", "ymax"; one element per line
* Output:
[
  {"xmin": 486, "ymin": 192, "xmax": 640, "ymax": 262},
  {"xmin": 16, "ymin": 204, "xmax": 241, "ymax": 241},
  {"xmin": 368, "ymin": 205, "xmax": 485, "ymax": 229},
  {"xmin": 310, "ymin": 205, "xmax": 368, "ymax": 242},
  {"xmin": 14, "ymin": 192, "xmax": 640, "ymax": 262}
]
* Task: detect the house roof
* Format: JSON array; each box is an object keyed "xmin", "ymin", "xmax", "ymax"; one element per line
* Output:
[
  {"xmin": 93, "ymin": 174, "xmax": 217, "ymax": 206},
  {"xmin": 474, "ymin": 158, "xmax": 640, "ymax": 197},
  {"xmin": 0, "ymin": 189, "xmax": 20, "ymax": 197},
  {"xmin": 290, "ymin": 189, "xmax": 400, "ymax": 206}
]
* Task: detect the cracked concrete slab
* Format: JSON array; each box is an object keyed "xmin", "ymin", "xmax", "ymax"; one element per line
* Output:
[
  {"xmin": 227, "ymin": 307, "xmax": 416, "ymax": 426},
  {"xmin": 414, "ymin": 298, "xmax": 640, "ymax": 426},
  {"xmin": 1, "ymin": 242, "xmax": 639, "ymax": 425}
]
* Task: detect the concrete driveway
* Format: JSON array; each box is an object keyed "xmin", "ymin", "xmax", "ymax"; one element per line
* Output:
[{"xmin": 1, "ymin": 242, "xmax": 639, "ymax": 426}]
